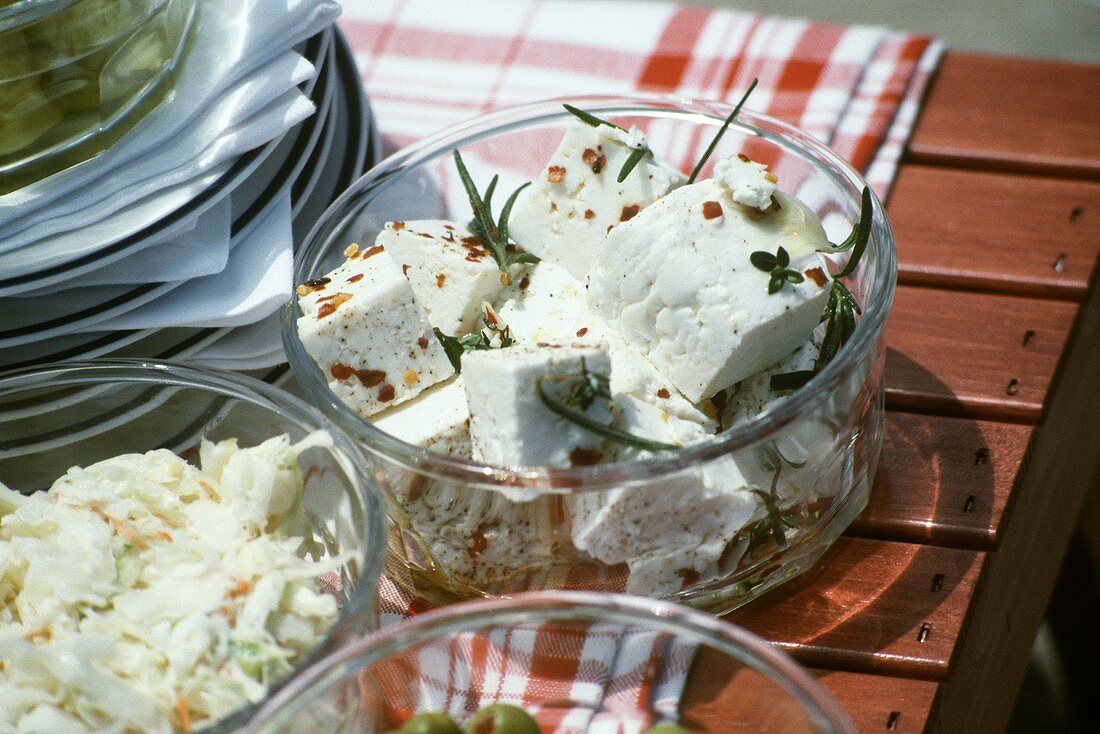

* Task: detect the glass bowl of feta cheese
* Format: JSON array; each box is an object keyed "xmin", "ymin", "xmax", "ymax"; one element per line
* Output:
[
  {"xmin": 0, "ymin": 359, "xmax": 387, "ymax": 734},
  {"xmin": 283, "ymin": 95, "xmax": 895, "ymax": 615},
  {"xmin": 238, "ymin": 591, "xmax": 856, "ymax": 733}
]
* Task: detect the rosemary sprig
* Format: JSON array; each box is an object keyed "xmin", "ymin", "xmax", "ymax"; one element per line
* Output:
[
  {"xmin": 750, "ymin": 467, "xmax": 788, "ymax": 548},
  {"xmin": 433, "ymin": 311, "xmax": 515, "ymax": 373},
  {"xmin": 562, "ymin": 104, "xmax": 651, "ymax": 183},
  {"xmin": 687, "ymin": 78, "xmax": 759, "ymax": 184},
  {"xmin": 452, "ymin": 149, "xmax": 538, "ymax": 274},
  {"xmin": 536, "ymin": 361, "xmax": 679, "ymax": 452},
  {"xmin": 769, "ymin": 186, "xmax": 873, "ymax": 390},
  {"xmin": 750, "ymin": 245, "xmax": 805, "ymax": 294}
]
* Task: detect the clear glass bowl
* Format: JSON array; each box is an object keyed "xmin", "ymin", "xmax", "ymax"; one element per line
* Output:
[
  {"xmin": 0, "ymin": 0, "xmax": 198, "ymax": 193},
  {"xmin": 241, "ymin": 591, "xmax": 856, "ymax": 733},
  {"xmin": 283, "ymin": 96, "xmax": 896, "ymax": 615},
  {"xmin": 0, "ymin": 359, "xmax": 388, "ymax": 734}
]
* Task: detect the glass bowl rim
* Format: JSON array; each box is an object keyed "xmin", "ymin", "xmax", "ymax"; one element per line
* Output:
[
  {"xmin": 243, "ymin": 590, "xmax": 856, "ymax": 734},
  {"xmin": 0, "ymin": 357, "xmax": 389, "ymax": 734},
  {"xmin": 0, "ymin": 0, "xmax": 167, "ymax": 31},
  {"xmin": 282, "ymin": 93, "xmax": 897, "ymax": 489}
]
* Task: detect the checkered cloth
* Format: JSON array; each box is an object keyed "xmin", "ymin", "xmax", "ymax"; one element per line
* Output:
[{"xmin": 337, "ymin": 0, "xmax": 941, "ymax": 729}]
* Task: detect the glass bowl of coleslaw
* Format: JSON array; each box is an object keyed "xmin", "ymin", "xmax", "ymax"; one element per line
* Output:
[
  {"xmin": 284, "ymin": 96, "xmax": 895, "ymax": 615},
  {"xmin": 0, "ymin": 359, "xmax": 387, "ymax": 734},
  {"xmin": 241, "ymin": 591, "xmax": 856, "ymax": 733}
]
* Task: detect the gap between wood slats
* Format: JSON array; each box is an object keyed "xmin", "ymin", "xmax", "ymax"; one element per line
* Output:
[
  {"xmin": 725, "ymin": 537, "xmax": 983, "ymax": 681},
  {"xmin": 848, "ymin": 412, "xmax": 1028, "ymax": 551},
  {"xmin": 907, "ymin": 52, "xmax": 1100, "ymax": 181},
  {"xmin": 888, "ymin": 164, "xmax": 1100, "ymax": 301},
  {"xmin": 884, "ymin": 285, "xmax": 1077, "ymax": 423}
]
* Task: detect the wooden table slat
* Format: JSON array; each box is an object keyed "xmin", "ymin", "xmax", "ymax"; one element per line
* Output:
[
  {"xmin": 725, "ymin": 538, "xmax": 984, "ymax": 681},
  {"xmin": 890, "ymin": 165, "xmax": 1100, "ymax": 300},
  {"xmin": 908, "ymin": 52, "xmax": 1100, "ymax": 179},
  {"xmin": 850, "ymin": 412, "xmax": 1028, "ymax": 550},
  {"xmin": 885, "ymin": 285, "xmax": 1077, "ymax": 422}
]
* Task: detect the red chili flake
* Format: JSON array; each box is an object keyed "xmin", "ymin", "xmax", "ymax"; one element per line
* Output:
[
  {"xmin": 467, "ymin": 532, "xmax": 489, "ymax": 559},
  {"xmin": 316, "ymin": 303, "xmax": 336, "ymax": 319},
  {"xmin": 362, "ymin": 244, "xmax": 385, "ymax": 259},
  {"xmin": 620, "ymin": 204, "xmax": 640, "ymax": 222},
  {"xmin": 377, "ymin": 384, "xmax": 396, "ymax": 402},
  {"xmin": 569, "ymin": 447, "xmax": 603, "ymax": 466},
  {"xmin": 737, "ymin": 153, "xmax": 750, "ymax": 163},
  {"xmin": 804, "ymin": 267, "xmax": 828, "ymax": 287},
  {"xmin": 576, "ymin": 327, "xmax": 588, "ymax": 337},
  {"xmin": 657, "ymin": 388, "xmax": 671, "ymax": 399},
  {"xmin": 606, "ymin": 224, "xmax": 614, "ymax": 234},
  {"xmin": 296, "ymin": 277, "xmax": 330, "ymax": 296},
  {"xmin": 391, "ymin": 221, "xmax": 406, "ymax": 231},
  {"xmin": 417, "ymin": 337, "xmax": 429, "ymax": 349},
  {"xmin": 442, "ymin": 231, "xmax": 455, "ymax": 242},
  {"xmin": 582, "ymin": 147, "xmax": 606, "ymax": 173},
  {"xmin": 460, "ymin": 235, "xmax": 484, "ymax": 247},
  {"xmin": 677, "ymin": 567, "xmax": 701, "ymax": 586},
  {"xmin": 436, "ymin": 273, "xmax": 447, "ymax": 288},
  {"xmin": 407, "ymin": 476, "xmax": 426, "ymax": 502},
  {"xmin": 416, "ymin": 232, "xmax": 433, "ymax": 239},
  {"xmin": 584, "ymin": 209, "xmax": 596, "ymax": 220},
  {"xmin": 484, "ymin": 308, "xmax": 499, "ymax": 326},
  {"xmin": 702, "ymin": 200, "xmax": 723, "ymax": 219},
  {"xmin": 518, "ymin": 275, "xmax": 531, "ymax": 291},
  {"xmin": 402, "ymin": 263, "xmax": 411, "ymax": 277},
  {"xmin": 330, "ymin": 362, "xmax": 355, "ymax": 381},
  {"xmin": 355, "ymin": 369, "xmax": 387, "ymax": 388},
  {"xmin": 347, "ymin": 273, "xmax": 364, "ymax": 283},
  {"xmin": 547, "ymin": 165, "xmax": 566, "ymax": 183}
]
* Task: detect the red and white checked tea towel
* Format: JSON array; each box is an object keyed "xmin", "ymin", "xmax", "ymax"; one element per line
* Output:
[{"xmin": 337, "ymin": 0, "xmax": 942, "ymax": 729}]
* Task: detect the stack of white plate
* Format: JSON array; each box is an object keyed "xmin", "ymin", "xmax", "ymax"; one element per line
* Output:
[{"xmin": 0, "ymin": 21, "xmax": 377, "ymax": 384}]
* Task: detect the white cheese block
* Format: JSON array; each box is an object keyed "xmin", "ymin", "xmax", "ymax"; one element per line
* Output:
[
  {"xmin": 372, "ymin": 376, "xmax": 472, "ymax": 458},
  {"xmin": 376, "ymin": 219, "xmax": 509, "ymax": 334},
  {"xmin": 463, "ymin": 341, "xmax": 613, "ymax": 468},
  {"xmin": 714, "ymin": 154, "xmax": 778, "ymax": 211},
  {"xmin": 587, "ymin": 171, "xmax": 833, "ymax": 403},
  {"xmin": 296, "ymin": 244, "xmax": 455, "ymax": 417},
  {"xmin": 498, "ymin": 261, "xmax": 716, "ymax": 431},
  {"xmin": 507, "ymin": 120, "xmax": 686, "ymax": 280},
  {"xmin": 569, "ymin": 394, "xmax": 763, "ymax": 596},
  {"xmin": 719, "ymin": 330, "xmax": 822, "ymax": 429}
]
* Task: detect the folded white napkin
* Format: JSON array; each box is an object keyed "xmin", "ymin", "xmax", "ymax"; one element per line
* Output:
[
  {"xmin": 33, "ymin": 199, "xmax": 233, "ymax": 292},
  {"xmin": 95, "ymin": 193, "xmax": 294, "ymax": 330},
  {"xmin": 0, "ymin": 0, "xmax": 340, "ymax": 230},
  {"xmin": 187, "ymin": 310, "xmax": 284, "ymax": 363}
]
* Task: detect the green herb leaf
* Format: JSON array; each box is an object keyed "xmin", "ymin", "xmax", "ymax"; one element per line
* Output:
[
  {"xmin": 687, "ymin": 77, "xmax": 759, "ymax": 184},
  {"xmin": 617, "ymin": 145, "xmax": 649, "ymax": 183},
  {"xmin": 453, "ymin": 149, "xmax": 537, "ymax": 273},
  {"xmin": 536, "ymin": 362, "xmax": 679, "ymax": 453},
  {"xmin": 433, "ymin": 316, "xmax": 515, "ymax": 373},
  {"xmin": 750, "ymin": 250, "xmax": 777, "ymax": 271},
  {"xmin": 752, "ymin": 246, "xmax": 804, "ymax": 294},
  {"xmin": 769, "ymin": 370, "xmax": 814, "ymax": 392},
  {"xmin": 834, "ymin": 187, "xmax": 874, "ymax": 278},
  {"xmin": 776, "ymin": 246, "xmax": 790, "ymax": 269},
  {"xmin": 562, "ymin": 103, "xmax": 626, "ymax": 132}
]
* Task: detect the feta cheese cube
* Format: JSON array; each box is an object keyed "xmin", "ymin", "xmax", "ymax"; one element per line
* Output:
[
  {"xmin": 372, "ymin": 377, "xmax": 472, "ymax": 458},
  {"xmin": 587, "ymin": 177, "xmax": 833, "ymax": 403},
  {"xmin": 297, "ymin": 244, "xmax": 455, "ymax": 417},
  {"xmin": 498, "ymin": 262, "xmax": 716, "ymax": 430},
  {"xmin": 714, "ymin": 154, "xmax": 778, "ymax": 211},
  {"xmin": 569, "ymin": 394, "xmax": 763, "ymax": 595},
  {"xmin": 507, "ymin": 120, "xmax": 686, "ymax": 280},
  {"xmin": 377, "ymin": 219, "xmax": 510, "ymax": 334},
  {"xmin": 463, "ymin": 341, "xmax": 613, "ymax": 468}
]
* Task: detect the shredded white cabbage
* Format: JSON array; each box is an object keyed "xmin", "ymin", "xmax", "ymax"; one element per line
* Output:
[{"xmin": 0, "ymin": 433, "xmax": 353, "ymax": 734}]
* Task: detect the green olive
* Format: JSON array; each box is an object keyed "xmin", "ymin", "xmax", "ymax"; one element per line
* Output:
[
  {"xmin": 644, "ymin": 724, "xmax": 692, "ymax": 734},
  {"xmin": 399, "ymin": 712, "xmax": 463, "ymax": 734},
  {"xmin": 464, "ymin": 703, "xmax": 541, "ymax": 734}
]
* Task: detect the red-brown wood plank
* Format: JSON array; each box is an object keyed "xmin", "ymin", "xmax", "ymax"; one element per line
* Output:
[
  {"xmin": 850, "ymin": 412, "xmax": 1029, "ymax": 550},
  {"xmin": 908, "ymin": 52, "xmax": 1100, "ymax": 179},
  {"xmin": 889, "ymin": 165, "xmax": 1100, "ymax": 299},
  {"xmin": 884, "ymin": 285, "xmax": 1077, "ymax": 422},
  {"xmin": 681, "ymin": 655, "xmax": 938, "ymax": 733},
  {"xmin": 814, "ymin": 670, "xmax": 938, "ymax": 734},
  {"xmin": 725, "ymin": 538, "xmax": 984, "ymax": 680}
]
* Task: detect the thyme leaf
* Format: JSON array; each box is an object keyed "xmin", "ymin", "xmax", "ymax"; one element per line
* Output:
[
  {"xmin": 687, "ymin": 78, "xmax": 759, "ymax": 184},
  {"xmin": 536, "ymin": 361, "xmax": 678, "ymax": 453},
  {"xmin": 452, "ymin": 149, "xmax": 536, "ymax": 273},
  {"xmin": 750, "ymin": 245, "xmax": 804, "ymax": 294},
  {"xmin": 562, "ymin": 104, "xmax": 651, "ymax": 183}
]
